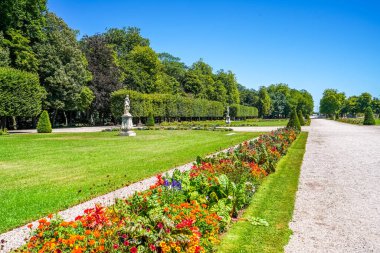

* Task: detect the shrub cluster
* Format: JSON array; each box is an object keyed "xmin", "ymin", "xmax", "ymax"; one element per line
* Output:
[
  {"xmin": 336, "ymin": 118, "xmax": 363, "ymax": 125},
  {"xmin": 23, "ymin": 128, "xmax": 298, "ymax": 253},
  {"xmin": 111, "ymin": 89, "xmax": 258, "ymax": 120}
]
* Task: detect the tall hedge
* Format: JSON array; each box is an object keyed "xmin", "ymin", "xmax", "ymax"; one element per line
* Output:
[
  {"xmin": 287, "ymin": 108, "xmax": 301, "ymax": 130},
  {"xmin": 0, "ymin": 67, "xmax": 45, "ymax": 117},
  {"xmin": 110, "ymin": 89, "xmax": 258, "ymax": 119},
  {"xmin": 37, "ymin": 110, "xmax": 52, "ymax": 133},
  {"xmin": 363, "ymin": 107, "xmax": 375, "ymax": 125}
]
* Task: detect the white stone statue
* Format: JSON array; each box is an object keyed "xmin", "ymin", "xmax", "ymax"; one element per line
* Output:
[
  {"xmin": 120, "ymin": 95, "xmax": 136, "ymax": 136},
  {"xmin": 124, "ymin": 95, "xmax": 130, "ymax": 115}
]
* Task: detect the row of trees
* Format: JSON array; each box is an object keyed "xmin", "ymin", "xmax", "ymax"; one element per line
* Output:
[
  {"xmin": 320, "ymin": 89, "xmax": 380, "ymax": 118},
  {"xmin": 238, "ymin": 83, "xmax": 314, "ymax": 118},
  {"xmin": 0, "ymin": 0, "xmax": 313, "ymax": 129}
]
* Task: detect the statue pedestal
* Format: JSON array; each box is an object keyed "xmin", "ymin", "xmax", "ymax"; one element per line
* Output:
[
  {"xmin": 225, "ymin": 116, "xmax": 231, "ymax": 125},
  {"xmin": 120, "ymin": 113, "xmax": 136, "ymax": 136}
]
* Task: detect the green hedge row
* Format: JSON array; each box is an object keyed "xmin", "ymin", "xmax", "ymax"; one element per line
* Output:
[
  {"xmin": 111, "ymin": 89, "xmax": 258, "ymax": 119},
  {"xmin": 0, "ymin": 67, "xmax": 45, "ymax": 117}
]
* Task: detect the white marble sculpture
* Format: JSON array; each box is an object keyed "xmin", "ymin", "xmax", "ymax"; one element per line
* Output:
[{"xmin": 120, "ymin": 95, "xmax": 136, "ymax": 136}]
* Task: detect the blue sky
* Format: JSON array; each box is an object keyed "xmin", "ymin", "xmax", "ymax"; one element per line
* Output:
[{"xmin": 48, "ymin": 0, "xmax": 380, "ymax": 111}]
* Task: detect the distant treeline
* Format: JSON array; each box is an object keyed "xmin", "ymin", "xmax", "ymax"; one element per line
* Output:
[{"xmin": 0, "ymin": 0, "xmax": 313, "ymax": 129}]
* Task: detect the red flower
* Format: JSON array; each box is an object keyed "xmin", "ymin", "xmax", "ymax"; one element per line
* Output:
[
  {"xmin": 149, "ymin": 244, "xmax": 156, "ymax": 251},
  {"xmin": 113, "ymin": 244, "xmax": 119, "ymax": 249},
  {"xmin": 27, "ymin": 224, "xmax": 33, "ymax": 229},
  {"xmin": 124, "ymin": 241, "xmax": 130, "ymax": 246},
  {"xmin": 157, "ymin": 222, "xmax": 163, "ymax": 229},
  {"xmin": 130, "ymin": 247, "xmax": 138, "ymax": 253}
]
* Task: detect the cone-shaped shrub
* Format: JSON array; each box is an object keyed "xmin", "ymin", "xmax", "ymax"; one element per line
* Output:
[
  {"xmin": 298, "ymin": 110, "xmax": 305, "ymax": 126},
  {"xmin": 146, "ymin": 112, "xmax": 155, "ymax": 126},
  {"xmin": 287, "ymin": 108, "xmax": 301, "ymax": 130},
  {"xmin": 363, "ymin": 107, "xmax": 375, "ymax": 125},
  {"xmin": 37, "ymin": 110, "xmax": 52, "ymax": 133}
]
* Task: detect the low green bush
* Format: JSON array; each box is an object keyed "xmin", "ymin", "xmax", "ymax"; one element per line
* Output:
[
  {"xmin": 287, "ymin": 108, "xmax": 301, "ymax": 130},
  {"xmin": 146, "ymin": 112, "xmax": 155, "ymax": 126},
  {"xmin": 363, "ymin": 107, "xmax": 375, "ymax": 125},
  {"xmin": 336, "ymin": 118, "xmax": 363, "ymax": 125},
  {"xmin": 0, "ymin": 128, "xmax": 9, "ymax": 135},
  {"xmin": 37, "ymin": 110, "xmax": 52, "ymax": 133}
]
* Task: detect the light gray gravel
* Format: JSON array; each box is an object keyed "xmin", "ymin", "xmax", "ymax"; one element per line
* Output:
[
  {"xmin": 0, "ymin": 136, "xmax": 255, "ymax": 253},
  {"xmin": 286, "ymin": 119, "xmax": 380, "ymax": 253}
]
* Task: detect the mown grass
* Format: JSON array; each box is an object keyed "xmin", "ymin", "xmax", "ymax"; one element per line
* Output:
[
  {"xmin": 376, "ymin": 119, "xmax": 380, "ymax": 125},
  {"xmin": 161, "ymin": 118, "xmax": 288, "ymax": 127},
  {"xmin": 0, "ymin": 130, "xmax": 262, "ymax": 233},
  {"xmin": 217, "ymin": 132, "xmax": 308, "ymax": 253}
]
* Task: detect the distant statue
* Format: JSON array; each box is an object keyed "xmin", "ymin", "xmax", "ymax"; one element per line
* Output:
[
  {"xmin": 226, "ymin": 106, "xmax": 231, "ymax": 125},
  {"xmin": 124, "ymin": 95, "xmax": 130, "ymax": 114}
]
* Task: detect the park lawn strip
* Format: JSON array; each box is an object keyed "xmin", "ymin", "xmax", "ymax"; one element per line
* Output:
[
  {"xmin": 217, "ymin": 132, "xmax": 308, "ymax": 253},
  {"xmin": 376, "ymin": 118, "xmax": 380, "ymax": 125},
  {"xmin": 0, "ymin": 130, "xmax": 261, "ymax": 233}
]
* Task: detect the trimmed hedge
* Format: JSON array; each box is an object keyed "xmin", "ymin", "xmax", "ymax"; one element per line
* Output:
[
  {"xmin": 298, "ymin": 110, "xmax": 305, "ymax": 126},
  {"xmin": 363, "ymin": 107, "xmax": 375, "ymax": 125},
  {"xmin": 111, "ymin": 89, "xmax": 258, "ymax": 120},
  {"xmin": 37, "ymin": 110, "xmax": 52, "ymax": 133},
  {"xmin": 287, "ymin": 108, "xmax": 301, "ymax": 130},
  {"xmin": 0, "ymin": 67, "xmax": 45, "ymax": 117}
]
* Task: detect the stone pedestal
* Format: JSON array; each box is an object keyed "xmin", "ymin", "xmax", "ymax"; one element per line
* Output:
[
  {"xmin": 120, "ymin": 113, "xmax": 136, "ymax": 136},
  {"xmin": 225, "ymin": 116, "xmax": 231, "ymax": 125}
]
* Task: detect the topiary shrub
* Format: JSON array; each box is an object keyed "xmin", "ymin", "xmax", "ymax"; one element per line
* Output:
[
  {"xmin": 37, "ymin": 110, "xmax": 52, "ymax": 133},
  {"xmin": 146, "ymin": 112, "xmax": 155, "ymax": 126},
  {"xmin": 287, "ymin": 108, "xmax": 301, "ymax": 130},
  {"xmin": 363, "ymin": 107, "xmax": 375, "ymax": 125},
  {"xmin": 298, "ymin": 111, "xmax": 305, "ymax": 126}
]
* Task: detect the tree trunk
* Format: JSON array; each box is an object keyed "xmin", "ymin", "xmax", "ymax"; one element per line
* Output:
[
  {"xmin": 0, "ymin": 116, "xmax": 6, "ymax": 130},
  {"xmin": 63, "ymin": 111, "xmax": 68, "ymax": 126},
  {"xmin": 12, "ymin": 116, "xmax": 17, "ymax": 130}
]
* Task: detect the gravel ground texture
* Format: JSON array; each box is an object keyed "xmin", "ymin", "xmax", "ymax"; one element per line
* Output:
[
  {"xmin": 0, "ymin": 137, "xmax": 255, "ymax": 253},
  {"xmin": 286, "ymin": 119, "xmax": 380, "ymax": 253}
]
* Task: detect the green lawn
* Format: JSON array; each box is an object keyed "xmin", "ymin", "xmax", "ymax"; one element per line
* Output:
[
  {"xmin": 217, "ymin": 132, "xmax": 308, "ymax": 253},
  {"xmin": 376, "ymin": 118, "xmax": 380, "ymax": 125},
  {"xmin": 0, "ymin": 130, "xmax": 262, "ymax": 233},
  {"xmin": 161, "ymin": 119, "xmax": 288, "ymax": 127}
]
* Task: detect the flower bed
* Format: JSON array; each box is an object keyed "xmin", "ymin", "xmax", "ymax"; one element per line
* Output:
[{"xmin": 22, "ymin": 128, "xmax": 298, "ymax": 253}]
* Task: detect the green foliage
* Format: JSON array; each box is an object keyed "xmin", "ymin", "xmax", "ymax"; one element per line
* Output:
[
  {"xmin": 37, "ymin": 110, "xmax": 52, "ymax": 133},
  {"xmin": 320, "ymin": 89, "xmax": 346, "ymax": 117},
  {"xmin": 0, "ymin": 128, "xmax": 9, "ymax": 135},
  {"xmin": 146, "ymin": 112, "xmax": 155, "ymax": 126},
  {"xmin": 81, "ymin": 34, "xmax": 121, "ymax": 116},
  {"xmin": 363, "ymin": 107, "xmax": 375, "ymax": 125},
  {"xmin": 298, "ymin": 110, "xmax": 305, "ymax": 126},
  {"xmin": 111, "ymin": 89, "xmax": 258, "ymax": 119},
  {"xmin": 287, "ymin": 108, "xmax": 301, "ymax": 130},
  {"xmin": 2, "ymin": 29, "xmax": 39, "ymax": 72},
  {"xmin": 230, "ymin": 104, "xmax": 259, "ymax": 118},
  {"xmin": 0, "ymin": 67, "xmax": 45, "ymax": 117},
  {"xmin": 36, "ymin": 12, "xmax": 92, "ymax": 112},
  {"xmin": 357, "ymin": 92, "xmax": 372, "ymax": 112},
  {"xmin": 258, "ymin": 86, "xmax": 271, "ymax": 118}
]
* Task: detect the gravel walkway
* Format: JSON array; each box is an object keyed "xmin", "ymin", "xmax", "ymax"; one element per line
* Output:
[
  {"xmin": 0, "ymin": 138, "xmax": 254, "ymax": 253},
  {"xmin": 286, "ymin": 119, "xmax": 380, "ymax": 253}
]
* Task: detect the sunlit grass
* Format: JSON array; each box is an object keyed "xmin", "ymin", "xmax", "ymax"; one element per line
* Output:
[{"xmin": 0, "ymin": 130, "xmax": 262, "ymax": 233}]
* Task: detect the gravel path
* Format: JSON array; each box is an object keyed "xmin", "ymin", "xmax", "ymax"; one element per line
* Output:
[
  {"xmin": 0, "ymin": 138, "xmax": 254, "ymax": 253},
  {"xmin": 286, "ymin": 119, "xmax": 380, "ymax": 253}
]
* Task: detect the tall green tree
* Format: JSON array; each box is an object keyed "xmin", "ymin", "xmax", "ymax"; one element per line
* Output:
[
  {"xmin": 216, "ymin": 70, "xmax": 240, "ymax": 104},
  {"xmin": 158, "ymin": 52, "xmax": 187, "ymax": 88},
  {"xmin": 105, "ymin": 27, "xmax": 149, "ymax": 57},
  {"xmin": 257, "ymin": 86, "xmax": 271, "ymax": 118},
  {"xmin": 35, "ymin": 13, "xmax": 92, "ymax": 125},
  {"xmin": 0, "ymin": 0, "xmax": 47, "ymax": 71},
  {"xmin": 320, "ymin": 89, "xmax": 345, "ymax": 117},
  {"xmin": 357, "ymin": 92, "xmax": 372, "ymax": 113},
  {"xmin": 81, "ymin": 34, "xmax": 121, "ymax": 122}
]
